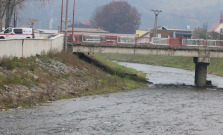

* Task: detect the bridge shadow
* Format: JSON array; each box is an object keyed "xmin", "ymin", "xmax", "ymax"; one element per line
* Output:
[{"xmin": 149, "ymin": 83, "xmax": 221, "ymax": 91}]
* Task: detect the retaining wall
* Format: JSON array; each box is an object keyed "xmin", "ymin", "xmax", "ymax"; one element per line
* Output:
[{"xmin": 0, "ymin": 34, "xmax": 64, "ymax": 58}]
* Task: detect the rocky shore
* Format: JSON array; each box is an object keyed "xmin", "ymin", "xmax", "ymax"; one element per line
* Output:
[{"xmin": 0, "ymin": 52, "xmax": 147, "ymax": 110}]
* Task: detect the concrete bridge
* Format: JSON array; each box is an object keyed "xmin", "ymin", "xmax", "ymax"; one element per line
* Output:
[{"xmin": 72, "ymin": 42, "xmax": 223, "ymax": 87}]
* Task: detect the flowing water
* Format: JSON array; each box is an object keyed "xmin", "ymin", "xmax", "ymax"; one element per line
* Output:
[{"xmin": 1, "ymin": 63, "xmax": 223, "ymax": 135}]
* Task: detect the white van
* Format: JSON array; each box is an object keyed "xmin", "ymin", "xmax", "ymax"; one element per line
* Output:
[{"xmin": 0, "ymin": 27, "xmax": 35, "ymax": 39}]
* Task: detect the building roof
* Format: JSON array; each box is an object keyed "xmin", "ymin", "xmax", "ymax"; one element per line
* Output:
[
  {"xmin": 67, "ymin": 28, "xmax": 108, "ymax": 33},
  {"xmin": 208, "ymin": 12, "xmax": 223, "ymax": 33},
  {"xmin": 208, "ymin": 22, "xmax": 220, "ymax": 32},
  {"xmin": 66, "ymin": 28, "xmax": 135, "ymax": 36},
  {"xmin": 215, "ymin": 23, "xmax": 223, "ymax": 33},
  {"xmin": 82, "ymin": 20, "xmax": 91, "ymax": 26},
  {"xmin": 136, "ymin": 30, "xmax": 150, "ymax": 37}
]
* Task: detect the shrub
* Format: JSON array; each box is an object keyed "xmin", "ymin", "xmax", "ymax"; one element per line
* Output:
[{"xmin": 0, "ymin": 57, "xmax": 15, "ymax": 70}]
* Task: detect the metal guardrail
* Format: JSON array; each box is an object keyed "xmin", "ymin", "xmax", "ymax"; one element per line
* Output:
[{"xmin": 68, "ymin": 34, "xmax": 223, "ymax": 47}]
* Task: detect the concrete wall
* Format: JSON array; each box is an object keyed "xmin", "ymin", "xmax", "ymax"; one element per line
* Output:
[{"xmin": 0, "ymin": 34, "xmax": 64, "ymax": 58}]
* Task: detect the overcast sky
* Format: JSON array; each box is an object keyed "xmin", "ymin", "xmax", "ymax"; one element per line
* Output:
[{"xmin": 18, "ymin": 0, "xmax": 223, "ymax": 30}]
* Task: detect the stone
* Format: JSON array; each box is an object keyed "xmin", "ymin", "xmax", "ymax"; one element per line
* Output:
[
  {"xmin": 206, "ymin": 80, "xmax": 212, "ymax": 86},
  {"xmin": 3, "ymin": 85, "xmax": 9, "ymax": 91},
  {"xmin": 69, "ymin": 91, "xmax": 77, "ymax": 95}
]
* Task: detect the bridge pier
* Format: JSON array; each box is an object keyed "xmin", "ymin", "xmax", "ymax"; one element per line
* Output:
[{"xmin": 193, "ymin": 57, "xmax": 209, "ymax": 87}]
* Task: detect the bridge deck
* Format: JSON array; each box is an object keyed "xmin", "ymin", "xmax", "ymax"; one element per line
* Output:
[{"xmin": 72, "ymin": 42, "xmax": 223, "ymax": 59}]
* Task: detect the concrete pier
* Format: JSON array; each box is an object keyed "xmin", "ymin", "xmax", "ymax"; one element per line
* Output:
[{"xmin": 194, "ymin": 57, "xmax": 209, "ymax": 87}]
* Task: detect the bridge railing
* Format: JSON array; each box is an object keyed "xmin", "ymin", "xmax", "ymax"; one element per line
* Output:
[
  {"xmin": 183, "ymin": 39, "xmax": 207, "ymax": 46},
  {"xmin": 68, "ymin": 34, "xmax": 83, "ymax": 42},
  {"xmin": 135, "ymin": 37, "xmax": 153, "ymax": 45},
  {"xmin": 153, "ymin": 38, "xmax": 169, "ymax": 45},
  {"xmin": 118, "ymin": 36, "xmax": 135, "ymax": 44},
  {"xmin": 215, "ymin": 40, "xmax": 223, "ymax": 47},
  {"xmin": 206, "ymin": 40, "xmax": 223, "ymax": 47},
  {"xmin": 82, "ymin": 35, "xmax": 100, "ymax": 43},
  {"xmin": 100, "ymin": 35, "xmax": 118, "ymax": 44},
  {"xmin": 68, "ymin": 34, "xmax": 223, "ymax": 47},
  {"xmin": 169, "ymin": 38, "xmax": 184, "ymax": 46}
]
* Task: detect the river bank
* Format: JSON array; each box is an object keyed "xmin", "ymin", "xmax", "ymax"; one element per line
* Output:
[
  {"xmin": 0, "ymin": 52, "xmax": 147, "ymax": 110},
  {"xmin": 1, "ymin": 62, "xmax": 223, "ymax": 134},
  {"xmin": 98, "ymin": 53, "xmax": 223, "ymax": 76}
]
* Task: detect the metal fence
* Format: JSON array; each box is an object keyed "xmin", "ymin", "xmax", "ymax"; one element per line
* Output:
[
  {"xmin": 68, "ymin": 34, "xmax": 223, "ymax": 47},
  {"xmin": 135, "ymin": 37, "xmax": 153, "ymax": 45}
]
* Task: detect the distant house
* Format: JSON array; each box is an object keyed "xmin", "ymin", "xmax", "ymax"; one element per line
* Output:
[
  {"xmin": 136, "ymin": 30, "xmax": 150, "ymax": 37},
  {"xmin": 208, "ymin": 12, "xmax": 223, "ymax": 34},
  {"xmin": 144, "ymin": 26, "xmax": 192, "ymax": 39}
]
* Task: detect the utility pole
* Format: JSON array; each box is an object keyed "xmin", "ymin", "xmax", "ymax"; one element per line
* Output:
[
  {"xmin": 64, "ymin": 0, "xmax": 69, "ymax": 51},
  {"xmin": 72, "ymin": 0, "xmax": 75, "ymax": 36},
  {"xmin": 60, "ymin": 0, "xmax": 63, "ymax": 33},
  {"xmin": 205, "ymin": 22, "xmax": 208, "ymax": 40},
  {"xmin": 151, "ymin": 9, "xmax": 162, "ymax": 37}
]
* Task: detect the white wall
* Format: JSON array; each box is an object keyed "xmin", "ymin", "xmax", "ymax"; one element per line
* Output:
[{"xmin": 0, "ymin": 34, "xmax": 64, "ymax": 58}]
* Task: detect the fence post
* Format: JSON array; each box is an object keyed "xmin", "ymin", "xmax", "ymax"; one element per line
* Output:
[
  {"xmin": 134, "ymin": 37, "xmax": 137, "ymax": 46},
  {"xmin": 100, "ymin": 35, "xmax": 101, "ymax": 45}
]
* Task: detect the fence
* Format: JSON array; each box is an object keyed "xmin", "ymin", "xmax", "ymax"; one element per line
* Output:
[
  {"xmin": 83, "ymin": 35, "xmax": 100, "ymax": 43},
  {"xmin": 68, "ymin": 34, "xmax": 223, "ymax": 47},
  {"xmin": 118, "ymin": 36, "xmax": 135, "ymax": 44},
  {"xmin": 135, "ymin": 37, "xmax": 152, "ymax": 45}
]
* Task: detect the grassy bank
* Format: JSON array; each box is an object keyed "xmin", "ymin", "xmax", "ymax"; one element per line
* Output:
[
  {"xmin": 87, "ymin": 53, "xmax": 146, "ymax": 82},
  {"xmin": 0, "ymin": 52, "xmax": 147, "ymax": 110},
  {"xmin": 97, "ymin": 53, "xmax": 223, "ymax": 76}
]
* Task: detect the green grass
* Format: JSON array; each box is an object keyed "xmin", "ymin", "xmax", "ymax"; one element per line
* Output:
[
  {"xmin": 89, "ymin": 53, "xmax": 147, "ymax": 81},
  {"xmin": 97, "ymin": 53, "xmax": 223, "ymax": 76},
  {"xmin": 82, "ymin": 75, "xmax": 147, "ymax": 96}
]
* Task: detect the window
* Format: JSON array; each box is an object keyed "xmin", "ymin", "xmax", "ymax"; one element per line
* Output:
[
  {"xmin": 13, "ymin": 29, "xmax": 23, "ymax": 34},
  {"xmin": 4, "ymin": 28, "xmax": 12, "ymax": 33},
  {"xmin": 4, "ymin": 29, "xmax": 9, "ymax": 33}
]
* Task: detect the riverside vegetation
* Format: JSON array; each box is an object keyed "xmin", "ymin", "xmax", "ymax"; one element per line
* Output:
[
  {"xmin": 0, "ymin": 52, "xmax": 147, "ymax": 110},
  {"xmin": 97, "ymin": 53, "xmax": 223, "ymax": 76}
]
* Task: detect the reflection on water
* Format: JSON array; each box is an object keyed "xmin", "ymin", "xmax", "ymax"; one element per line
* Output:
[
  {"xmin": 118, "ymin": 62, "xmax": 223, "ymax": 88},
  {"xmin": 1, "ymin": 63, "xmax": 223, "ymax": 135}
]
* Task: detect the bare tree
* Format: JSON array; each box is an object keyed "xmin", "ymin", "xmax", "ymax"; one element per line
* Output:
[
  {"xmin": 5, "ymin": 0, "xmax": 27, "ymax": 29},
  {"xmin": 0, "ymin": 0, "xmax": 7, "ymax": 31},
  {"xmin": 0, "ymin": 0, "xmax": 50, "ymax": 30}
]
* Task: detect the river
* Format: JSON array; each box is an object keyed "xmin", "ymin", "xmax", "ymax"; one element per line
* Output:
[{"xmin": 1, "ymin": 62, "xmax": 223, "ymax": 135}]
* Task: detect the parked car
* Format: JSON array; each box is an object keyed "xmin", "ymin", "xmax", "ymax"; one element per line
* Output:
[{"xmin": 0, "ymin": 27, "xmax": 35, "ymax": 39}]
